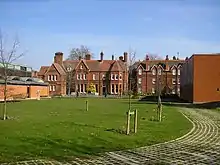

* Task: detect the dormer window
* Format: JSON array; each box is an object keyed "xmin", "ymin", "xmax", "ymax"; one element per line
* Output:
[
  {"xmin": 172, "ymin": 69, "xmax": 176, "ymax": 75},
  {"xmin": 80, "ymin": 65, "xmax": 83, "ymax": 69},
  {"xmin": 138, "ymin": 69, "xmax": 142, "ymax": 75},
  {"xmin": 152, "ymin": 69, "xmax": 156, "ymax": 75},
  {"xmin": 158, "ymin": 68, "xmax": 162, "ymax": 75},
  {"xmin": 178, "ymin": 69, "xmax": 180, "ymax": 75}
]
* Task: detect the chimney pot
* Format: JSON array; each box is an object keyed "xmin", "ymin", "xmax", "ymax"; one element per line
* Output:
[
  {"xmin": 123, "ymin": 52, "xmax": 128, "ymax": 62},
  {"xmin": 112, "ymin": 55, "xmax": 114, "ymax": 60},
  {"xmin": 100, "ymin": 52, "xmax": 104, "ymax": 61}
]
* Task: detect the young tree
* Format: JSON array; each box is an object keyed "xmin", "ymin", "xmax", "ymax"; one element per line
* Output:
[
  {"xmin": 127, "ymin": 47, "xmax": 137, "ymax": 110},
  {"xmin": 67, "ymin": 45, "xmax": 92, "ymax": 60},
  {"xmin": 0, "ymin": 30, "xmax": 24, "ymax": 120}
]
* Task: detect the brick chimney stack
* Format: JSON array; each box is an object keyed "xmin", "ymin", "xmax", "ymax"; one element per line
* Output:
[
  {"xmin": 100, "ymin": 52, "xmax": 104, "ymax": 61},
  {"xmin": 54, "ymin": 52, "xmax": 63, "ymax": 65},
  {"xmin": 112, "ymin": 55, "xmax": 114, "ymax": 60},
  {"xmin": 85, "ymin": 53, "xmax": 91, "ymax": 60},
  {"xmin": 123, "ymin": 52, "xmax": 128, "ymax": 62}
]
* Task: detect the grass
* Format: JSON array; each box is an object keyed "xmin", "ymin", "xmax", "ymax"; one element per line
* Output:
[{"xmin": 0, "ymin": 98, "xmax": 192, "ymax": 163}]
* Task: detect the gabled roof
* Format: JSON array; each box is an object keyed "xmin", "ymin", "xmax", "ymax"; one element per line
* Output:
[
  {"xmin": 44, "ymin": 63, "xmax": 66, "ymax": 76},
  {"xmin": 38, "ymin": 66, "xmax": 49, "ymax": 75}
]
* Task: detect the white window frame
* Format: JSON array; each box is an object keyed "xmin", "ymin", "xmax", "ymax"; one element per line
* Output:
[
  {"xmin": 152, "ymin": 78, "xmax": 156, "ymax": 84},
  {"xmin": 80, "ymin": 74, "xmax": 83, "ymax": 80},
  {"xmin": 83, "ymin": 74, "xmax": 86, "ymax": 80},
  {"xmin": 102, "ymin": 74, "xmax": 106, "ymax": 80},
  {"xmin": 51, "ymin": 75, "xmax": 54, "ymax": 81},
  {"xmin": 152, "ymin": 88, "xmax": 155, "ymax": 94},
  {"xmin": 119, "ymin": 73, "xmax": 122, "ymax": 80},
  {"xmin": 138, "ymin": 78, "xmax": 141, "ymax": 84},
  {"xmin": 80, "ymin": 65, "xmax": 83, "ymax": 69},
  {"xmin": 172, "ymin": 78, "xmax": 176, "ymax": 85},
  {"xmin": 138, "ymin": 69, "xmax": 142, "ymax": 75},
  {"xmin": 93, "ymin": 74, "xmax": 96, "ymax": 80},
  {"xmin": 178, "ymin": 78, "xmax": 180, "ymax": 84},
  {"xmin": 49, "ymin": 85, "xmax": 52, "ymax": 91},
  {"xmin": 54, "ymin": 75, "xmax": 57, "ymax": 81},
  {"xmin": 152, "ymin": 69, "xmax": 156, "ymax": 75},
  {"xmin": 178, "ymin": 69, "xmax": 180, "ymax": 75},
  {"xmin": 158, "ymin": 69, "xmax": 162, "ymax": 75},
  {"xmin": 111, "ymin": 84, "xmax": 114, "ymax": 94},
  {"xmin": 115, "ymin": 74, "xmax": 118, "ymax": 80},
  {"xmin": 111, "ymin": 74, "xmax": 114, "ymax": 80},
  {"xmin": 52, "ymin": 85, "xmax": 56, "ymax": 91},
  {"xmin": 172, "ymin": 89, "xmax": 175, "ymax": 94},
  {"xmin": 48, "ymin": 75, "xmax": 51, "ymax": 81},
  {"xmin": 77, "ymin": 74, "xmax": 80, "ymax": 80},
  {"xmin": 172, "ymin": 69, "xmax": 176, "ymax": 75}
]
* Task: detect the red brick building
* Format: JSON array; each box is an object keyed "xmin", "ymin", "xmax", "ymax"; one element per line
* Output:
[
  {"xmin": 38, "ymin": 52, "xmax": 128, "ymax": 96},
  {"xmin": 180, "ymin": 54, "xmax": 220, "ymax": 103},
  {"xmin": 131, "ymin": 55, "xmax": 185, "ymax": 95}
]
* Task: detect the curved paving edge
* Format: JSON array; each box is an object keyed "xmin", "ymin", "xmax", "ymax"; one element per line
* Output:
[{"xmin": 2, "ymin": 108, "xmax": 220, "ymax": 165}]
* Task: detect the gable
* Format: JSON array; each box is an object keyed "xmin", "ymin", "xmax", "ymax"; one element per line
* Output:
[
  {"xmin": 75, "ymin": 60, "xmax": 90, "ymax": 71},
  {"xmin": 45, "ymin": 63, "xmax": 66, "ymax": 75}
]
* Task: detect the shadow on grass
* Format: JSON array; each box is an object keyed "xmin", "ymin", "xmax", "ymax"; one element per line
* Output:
[{"xmin": 138, "ymin": 96, "xmax": 220, "ymax": 109}]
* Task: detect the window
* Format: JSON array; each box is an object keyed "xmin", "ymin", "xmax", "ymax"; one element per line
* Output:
[
  {"xmin": 77, "ymin": 84, "xmax": 80, "ymax": 92},
  {"xmin": 52, "ymin": 85, "xmax": 56, "ymax": 91},
  {"xmin": 116, "ymin": 84, "xmax": 118, "ymax": 93},
  {"xmin": 80, "ymin": 65, "xmax": 83, "ymax": 69},
  {"xmin": 81, "ymin": 84, "xmax": 83, "ymax": 92},
  {"xmin": 49, "ymin": 85, "xmax": 52, "ymax": 91},
  {"xmin": 178, "ymin": 78, "xmax": 180, "ymax": 84},
  {"xmin": 158, "ymin": 69, "xmax": 162, "ymax": 75},
  {"xmin": 77, "ymin": 74, "xmax": 80, "ymax": 80},
  {"xmin": 102, "ymin": 74, "xmax": 106, "ymax": 80},
  {"xmin": 95, "ymin": 84, "xmax": 98, "ymax": 93},
  {"xmin": 177, "ymin": 88, "xmax": 180, "ymax": 93},
  {"xmin": 138, "ymin": 69, "xmax": 142, "ymax": 75},
  {"xmin": 152, "ymin": 78, "xmax": 156, "ymax": 84},
  {"xmin": 147, "ymin": 65, "xmax": 150, "ymax": 71},
  {"xmin": 119, "ymin": 84, "xmax": 122, "ymax": 90},
  {"xmin": 83, "ymin": 74, "xmax": 86, "ymax": 80},
  {"xmin": 138, "ymin": 78, "xmax": 142, "ymax": 84},
  {"xmin": 152, "ymin": 69, "xmax": 156, "ymax": 75},
  {"xmin": 152, "ymin": 88, "xmax": 155, "ymax": 94},
  {"xmin": 115, "ymin": 74, "xmax": 119, "ymax": 80},
  {"xmin": 178, "ymin": 69, "xmax": 180, "ymax": 75},
  {"xmin": 172, "ymin": 78, "xmax": 176, "ymax": 84},
  {"xmin": 172, "ymin": 89, "xmax": 175, "ymax": 94},
  {"xmin": 111, "ymin": 84, "xmax": 114, "ymax": 93},
  {"xmin": 172, "ymin": 69, "xmax": 176, "ymax": 75},
  {"xmin": 119, "ymin": 73, "xmax": 122, "ymax": 80},
  {"xmin": 48, "ymin": 75, "xmax": 51, "ymax": 81},
  {"xmin": 111, "ymin": 74, "xmax": 114, "ymax": 80},
  {"xmin": 54, "ymin": 75, "xmax": 57, "ymax": 81},
  {"xmin": 138, "ymin": 87, "xmax": 141, "ymax": 93},
  {"xmin": 80, "ymin": 74, "xmax": 83, "ymax": 80},
  {"xmin": 51, "ymin": 75, "xmax": 54, "ymax": 81},
  {"xmin": 84, "ymin": 84, "xmax": 87, "ymax": 92},
  {"xmin": 93, "ymin": 74, "xmax": 96, "ymax": 80}
]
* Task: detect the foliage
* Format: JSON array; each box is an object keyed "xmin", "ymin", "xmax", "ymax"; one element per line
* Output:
[
  {"xmin": 87, "ymin": 83, "xmax": 96, "ymax": 93},
  {"xmin": 0, "ymin": 98, "xmax": 192, "ymax": 163},
  {"xmin": 67, "ymin": 45, "xmax": 92, "ymax": 60}
]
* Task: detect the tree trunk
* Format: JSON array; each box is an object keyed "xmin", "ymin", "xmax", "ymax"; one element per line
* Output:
[{"xmin": 3, "ymin": 80, "xmax": 7, "ymax": 120}]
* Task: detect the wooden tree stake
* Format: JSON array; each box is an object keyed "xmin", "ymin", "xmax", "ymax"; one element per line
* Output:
[
  {"xmin": 86, "ymin": 100, "xmax": 88, "ymax": 111},
  {"xmin": 134, "ymin": 109, "xmax": 138, "ymax": 133},
  {"xmin": 126, "ymin": 110, "xmax": 131, "ymax": 135}
]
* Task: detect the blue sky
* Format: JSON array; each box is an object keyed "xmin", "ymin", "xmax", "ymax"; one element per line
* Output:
[{"xmin": 0, "ymin": 0, "xmax": 220, "ymax": 70}]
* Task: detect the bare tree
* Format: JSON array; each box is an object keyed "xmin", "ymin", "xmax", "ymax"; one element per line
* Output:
[
  {"xmin": 0, "ymin": 30, "xmax": 24, "ymax": 120},
  {"xmin": 67, "ymin": 45, "xmax": 92, "ymax": 60},
  {"xmin": 148, "ymin": 53, "xmax": 163, "ymax": 60}
]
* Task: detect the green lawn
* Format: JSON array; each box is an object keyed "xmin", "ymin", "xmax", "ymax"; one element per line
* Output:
[{"xmin": 0, "ymin": 98, "xmax": 192, "ymax": 163}]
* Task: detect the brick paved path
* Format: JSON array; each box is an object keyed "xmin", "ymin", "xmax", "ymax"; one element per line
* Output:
[{"xmin": 3, "ymin": 108, "xmax": 220, "ymax": 165}]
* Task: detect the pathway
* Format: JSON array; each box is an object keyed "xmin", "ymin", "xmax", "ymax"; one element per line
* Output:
[{"xmin": 3, "ymin": 108, "xmax": 220, "ymax": 165}]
